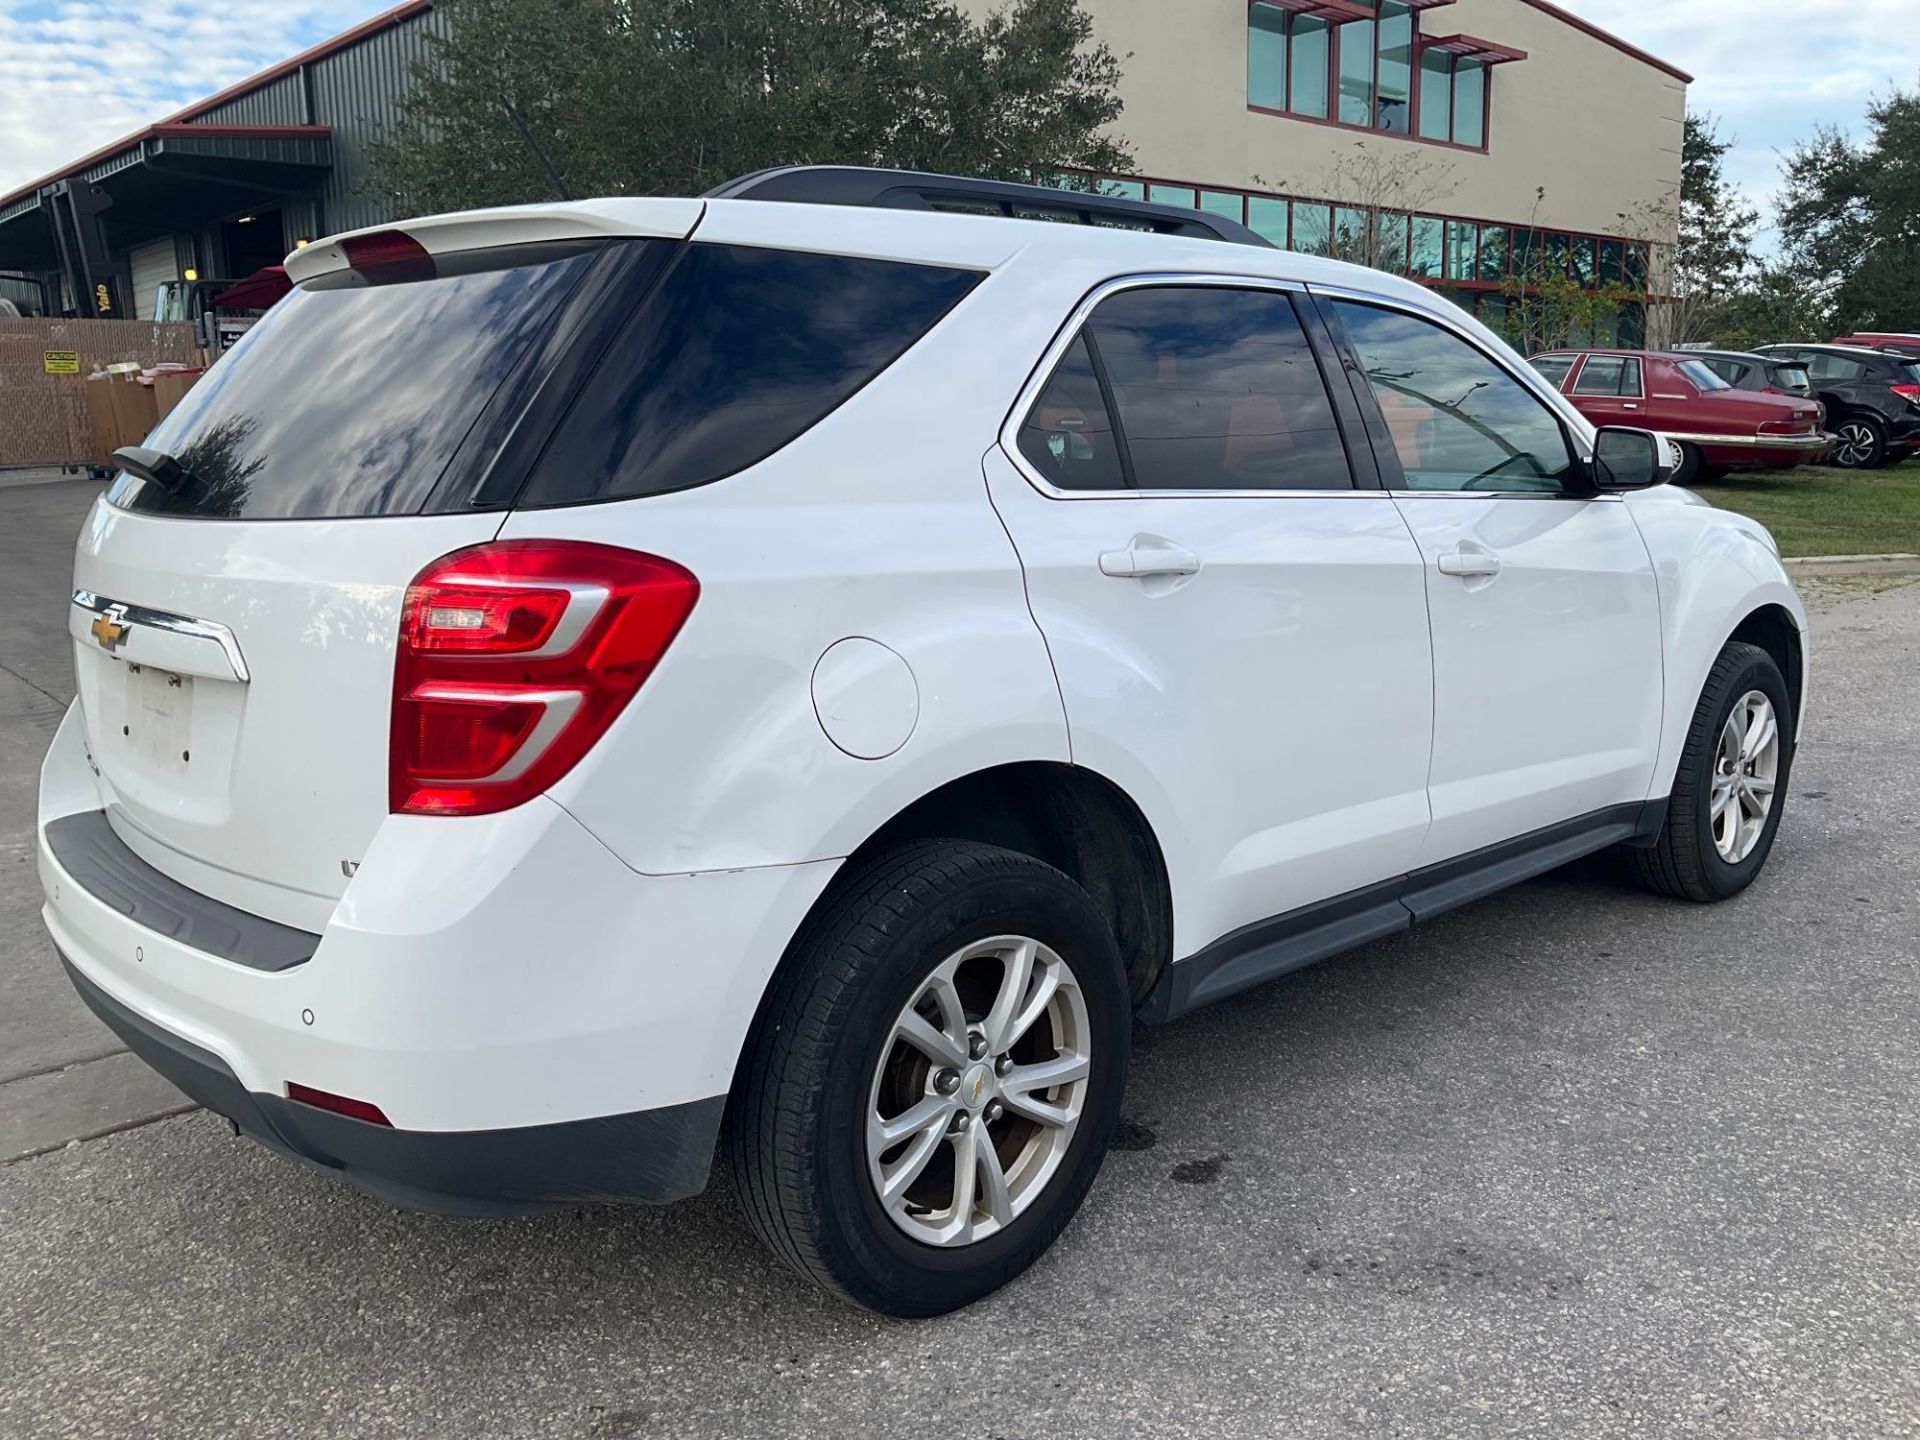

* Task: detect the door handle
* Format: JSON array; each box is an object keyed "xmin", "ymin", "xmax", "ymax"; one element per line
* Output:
[
  {"xmin": 1099, "ymin": 540, "xmax": 1201, "ymax": 580},
  {"xmin": 1437, "ymin": 550, "xmax": 1502, "ymax": 578}
]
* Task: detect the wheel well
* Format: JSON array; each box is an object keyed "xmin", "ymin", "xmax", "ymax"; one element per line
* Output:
[
  {"xmin": 1730, "ymin": 605, "xmax": 1804, "ymax": 729},
  {"xmin": 856, "ymin": 762, "xmax": 1174, "ymax": 1006}
]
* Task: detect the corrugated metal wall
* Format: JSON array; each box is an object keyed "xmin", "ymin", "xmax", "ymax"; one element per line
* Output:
[
  {"xmin": 199, "ymin": 72, "xmax": 308, "ymax": 127},
  {"xmin": 308, "ymin": 9, "xmax": 450, "ymax": 233}
]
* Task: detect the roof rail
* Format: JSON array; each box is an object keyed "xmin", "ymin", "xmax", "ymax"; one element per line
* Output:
[{"xmin": 704, "ymin": 165, "xmax": 1277, "ymax": 250}]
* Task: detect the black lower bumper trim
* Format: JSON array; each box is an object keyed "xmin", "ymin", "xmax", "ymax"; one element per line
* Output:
[{"xmin": 60, "ymin": 956, "xmax": 723, "ymax": 1216}]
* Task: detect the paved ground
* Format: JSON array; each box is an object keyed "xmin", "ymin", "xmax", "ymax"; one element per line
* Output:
[{"xmin": 2, "ymin": 475, "xmax": 1917, "ymax": 1438}]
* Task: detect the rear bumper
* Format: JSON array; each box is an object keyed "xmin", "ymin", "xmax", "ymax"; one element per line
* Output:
[
  {"xmin": 61, "ymin": 954, "xmax": 722, "ymax": 1215},
  {"xmin": 38, "ymin": 702, "xmax": 840, "ymax": 1214}
]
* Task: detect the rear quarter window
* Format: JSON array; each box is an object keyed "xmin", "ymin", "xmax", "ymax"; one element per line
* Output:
[{"xmin": 517, "ymin": 244, "xmax": 982, "ymax": 506}]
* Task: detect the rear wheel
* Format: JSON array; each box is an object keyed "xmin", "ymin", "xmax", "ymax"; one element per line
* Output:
[
  {"xmin": 1830, "ymin": 416, "xmax": 1888, "ymax": 469},
  {"xmin": 728, "ymin": 839, "xmax": 1129, "ymax": 1316},
  {"xmin": 1628, "ymin": 641, "xmax": 1793, "ymax": 902},
  {"xmin": 1671, "ymin": 443, "xmax": 1703, "ymax": 486}
]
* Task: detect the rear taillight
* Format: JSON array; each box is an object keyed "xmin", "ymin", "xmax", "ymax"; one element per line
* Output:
[
  {"xmin": 391, "ymin": 540, "xmax": 698, "ymax": 816},
  {"xmin": 1758, "ymin": 418, "xmax": 1815, "ymax": 436},
  {"xmin": 1892, "ymin": 384, "xmax": 1920, "ymax": 408},
  {"xmin": 341, "ymin": 229, "xmax": 436, "ymax": 285}
]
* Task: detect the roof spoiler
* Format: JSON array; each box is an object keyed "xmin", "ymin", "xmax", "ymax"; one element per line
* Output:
[{"xmin": 705, "ymin": 165, "xmax": 1276, "ymax": 250}]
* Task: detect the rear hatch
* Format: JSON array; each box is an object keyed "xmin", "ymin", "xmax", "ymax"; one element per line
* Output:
[{"xmin": 68, "ymin": 203, "xmax": 701, "ymax": 931}]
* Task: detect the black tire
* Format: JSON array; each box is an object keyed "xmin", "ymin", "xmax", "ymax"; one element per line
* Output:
[
  {"xmin": 1671, "ymin": 442, "xmax": 1703, "ymax": 486},
  {"xmin": 1830, "ymin": 415, "xmax": 1888, "ymax": 470},
  {"xmin": 1627, "ymin": 641, "xmax": 1794, "ymax": 903},
  {"xmin": 727, "ymin": 839, "xmax": 1130, "ymax": 1317}
]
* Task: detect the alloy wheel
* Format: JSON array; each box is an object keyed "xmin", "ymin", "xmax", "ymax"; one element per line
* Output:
[
  {"xmin": 1834, "ymin": 422, "xmax": 1878, "ymax": 467},
  {"xmin": 866, "ymin": 935, "xmax": 1091, "ymax": 1247},
  {"xmin": 1711, "ymin": 689, "xmax": 1780, "ymax": 863}
]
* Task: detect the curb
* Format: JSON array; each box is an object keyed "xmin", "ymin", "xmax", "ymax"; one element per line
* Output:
[{"xmin": 1782, "ymin": 554, "xmax": 1920, "ymax": 578}]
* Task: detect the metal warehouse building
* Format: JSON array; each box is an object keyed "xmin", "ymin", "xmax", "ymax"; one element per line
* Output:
[{"xmin": 1, "ymin": 0, "xmax": 1685, "ymax": 340}]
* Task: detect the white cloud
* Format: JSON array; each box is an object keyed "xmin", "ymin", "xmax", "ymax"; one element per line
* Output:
[
  {"xmin": 1550, "ymin": 0, "xmax": 1920, "ymax": 242},
  {"xmin": 0, "ymin": 0, "xmax": 389, "ymax": 196}
]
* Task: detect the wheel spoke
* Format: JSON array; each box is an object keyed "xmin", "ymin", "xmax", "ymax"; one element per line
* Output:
[
  {"xmin": 946, "ymin": 1125, "xmax": 980, "ymax": 1239},
  {"xmin": 872, "ymin": 1094, "xmax": 951, "ymax": 1153},
  {"xmin": 1719, "ymin": 718, "xmax": 1743, "ymax": 773},
  {"xmin": 1746, "ymin": 775, "xmax": 1776, "ymax": 797},
  {"xmin": 1004, "ymin": 964, "xmax": 1063, "ymax": 1054},
  {"xmin": 1000, "ymin": 1052, "xmax": 1088, "ymax": 1128},
  {"xmin": 876, "ymin": 1109, "xmax": 950, "ymax": 1205},
  {"xmin": 894, "ymin": 978, "xmax": 968, "ymax": 1069},
  {"xmin": 980, "ymin": 938, "xmax": 1037, "ymax": 1053},
  {"xmin": 1743, "ymin": 710, "xmax": 1777, "ymax": 762},
  {"xmin": 975, "ymin": 1134, "xmax": 1013, "ymax": 1226}
]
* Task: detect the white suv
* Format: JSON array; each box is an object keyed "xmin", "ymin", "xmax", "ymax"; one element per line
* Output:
[{"xmin": 39, "ymin": 168, "xmax": 1805, "ymax": 1316}]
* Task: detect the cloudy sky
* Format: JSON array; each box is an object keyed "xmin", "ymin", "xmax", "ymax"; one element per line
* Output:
[{"xmin": 3, "ymin": 0, "xmax": 1917, "ymax": 230}]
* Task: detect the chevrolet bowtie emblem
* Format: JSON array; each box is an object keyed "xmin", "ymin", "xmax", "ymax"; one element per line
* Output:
[{"xmin": 90, "ymin": 611, "xmax": 130, "ymax": 651}]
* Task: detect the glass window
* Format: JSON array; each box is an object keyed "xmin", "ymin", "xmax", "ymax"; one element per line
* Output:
[
  {"xmin": 1530, "ymin": 355, "xmax": 1576, "ymax": 390},
  {"xmin": 1445, "ymin": 221, "xmax": 1478, "ymax": 281},
  {"xmin": 1292, "ymin": 203, "xmax": 1334, "ymax": 256},
  {"xmin": 1339, "ymin": 20, "xmax": 1376, "ymax": 127},
  {"xmin": 1100, "ymin": 179, "xmax": 1147, "ymax": 201},
  {"xmin": 1626, "ymin": 244, "xmax": 1648, "ymax": 289},
  {"xmin": 1452, "ymin": 59, "xmax": 1485, "ymax": 147},
  {"xmin": 1290, "ymin": 17, "xmax": 1331, "ymax": 118},
  {"xmin": 1334, "ymin": 206, "xmax": 1372, "ymax": 264},
  {"xmin": 1598, "ymin": 240, "xmax": 1624, "ymax": 285},
  {"xmin": 1511, "ymin": 228, "xmax": 1541, "ymax": 279},
  {"xmin": 1016, "ymin": 335, "xmax": 1126, "ymax": 491},
  {"xmin": 120, "ymin": 244, "xmax": 597, "ymax": 519},
  {"xmin": 1807, "ymin": 352, "xmax": 1866, "ymax": 383},
  {"xmin": 1200, "ymin": 191, "xmax": 1245, "ymax": 221},
  {"xmin": 1248, "ymin": 197, "xmax": 1289, "ymax": 247},
  {"xmin": 1149, "ymin": 184, "xmax": 1198, "ymax": 209},
  {"xmin": 1376, "ymin": 213, "xmax": 1410, "ymax": 274},
  {"xmin": 1770, "ymin": 364, "xmax": 1812, "ymax": 392},
  {"xmin": 1410, "ymin": 217, "xmax": 1445, "ymax": 278},
  {"xmin": 1248, "ymin": 3, "xmax": 1289, "ymax": 110},
  {"xmin": 1418, "ymin": 51, "xmax": 1453, "ymax": 140},
  {"xmin": 1676, "ymin": 359, "xmax": 1730, "ymax": 391},
  {"xmin": 520, "ymin": 244, "xmax": 982, "ymax": 505},
  {"xmin": 1376, "ymin": 2, "xmax": 1413, "ymax": 133},
  {"xmin": 1086, "ymin": 286, "xmax": 1352, "ymax": 491},
  {"xmin": 1572, "ymin": 355, "xmax": 1642, "ymax": 397},
  {"xmin": 1330, "ymin": 299, "xmax": 1575, "ymax": 493},
  {"xmin": 1570, "ymin": 237, "xmax": 1596, "ymax": 287},
  {"xmin": 1477, "ymin": 225, "xmax": 1508, "ymax": 282},
  {"xmin": 1543, "ymin": 234, "xmax": 1571, "ymax": 281},
  {"xmin": 1700, "ymin": 358, "xmax": 1747, "ymax": 386}
]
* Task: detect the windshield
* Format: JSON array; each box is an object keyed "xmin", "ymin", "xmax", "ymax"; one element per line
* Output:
[
  {"xmin": 109, "ymin": 245, "xmax": 597, "ymax": 520},
  {"xmin": 1677, "ymin": 359, "xmax": 1731, "ymax": 391}
]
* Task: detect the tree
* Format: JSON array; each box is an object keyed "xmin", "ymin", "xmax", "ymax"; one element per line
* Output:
[
  {"xmin": 369, "ymin": 0, "xmax": 1134, "ymax": 212},
  {"xmin": 1777, "ymin": 84, "xmax": 1920, "ymax": 333},
  {"xmin": 1264, "ymin": 140, "xmax": 1458, "ymax": 271},
  {"xmin": 1676, "ymin": 113, "xmax": 1760, "ymax": 300}
]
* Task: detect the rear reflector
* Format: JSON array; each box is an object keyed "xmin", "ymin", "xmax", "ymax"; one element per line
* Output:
[
  {"xmin": 391, "ymin": 540, "xmax": 699, "ymax": 816},
  {"xmin": 286, "ymin": 1082, "xmax": 392, "ymax": 1126}
]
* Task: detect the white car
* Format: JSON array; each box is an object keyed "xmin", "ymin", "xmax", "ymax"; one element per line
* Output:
[{"xmin": 39, "ymin": 168, "xmax": 1805, "ymax": 1316}]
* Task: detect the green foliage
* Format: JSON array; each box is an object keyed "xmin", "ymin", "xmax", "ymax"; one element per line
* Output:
[
  {"xmin": 1777, "ymin": 84, "xmax": 1920, "ymax": 333},
  {"xmin": 368, "ymin": 0, "xmax": 1134, "ymax": 212},
  {"xmin": 1677, "ymin": 113, "xmax": 1759, "ymax": 300}
]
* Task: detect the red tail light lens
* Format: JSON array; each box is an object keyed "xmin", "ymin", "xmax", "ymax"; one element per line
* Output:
[
  {"xmin": 391, "ymin": 540, "xmax": 699, "ymax": 816},
  {"xmin": 1891, "ymin": 384, "xmax": 1920, "ymax": 406},
  {"xmin": 340, "ymin": 229, "xmax": 436, "ymax": 285},
  {"xmin": 1758, "ymin": 418, "xmax": 1815, "ymax": 436},
  {"xmin": 287, "ymin": 1082, "xmax": 392, "ymax": 1126}
]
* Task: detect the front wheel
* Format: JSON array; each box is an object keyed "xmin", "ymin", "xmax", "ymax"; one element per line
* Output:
[
  {"xmin": 1628, "ymin": 641, "xmax": 1793, "ymax": 902},
  {"xmin": 1671, "ymin": 442, "xmax": 1704, "ymax": 486},
  {"xmin": 727, "ymin": 839, "xmax": 1130, "ymax": 1316}
]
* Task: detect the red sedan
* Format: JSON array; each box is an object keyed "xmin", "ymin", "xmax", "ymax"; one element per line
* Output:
[{"xmin": 1530, "ymin": 349, "xmax": 1829, "ymax": 483}]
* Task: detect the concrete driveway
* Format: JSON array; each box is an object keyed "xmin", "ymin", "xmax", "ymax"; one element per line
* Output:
[{"xmin": 1, "ymin": 476, "xmax": 1916, "ymax": 1438}]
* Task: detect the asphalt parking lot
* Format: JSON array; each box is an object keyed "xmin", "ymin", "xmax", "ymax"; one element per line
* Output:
[{"xmin": 2, "ymin": 474, "xmax": 1916, "ymax": 1439}]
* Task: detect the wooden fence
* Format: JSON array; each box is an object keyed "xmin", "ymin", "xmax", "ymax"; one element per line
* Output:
[{"xmin": 0, "ymin": 317, "xmax": 201, "ymax": 468}]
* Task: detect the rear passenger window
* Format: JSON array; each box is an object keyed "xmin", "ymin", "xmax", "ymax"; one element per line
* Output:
[
  {"xmin": 1808, "ymin": 352, "xmax": 1867, "ymax": 384},
  {"xmin": 1571, "ymin": 356, "xmax": 1642, "ymax": 397},
  {"xmin": 520, "ymin": 244, "xmax": 982, "ymax": 504},
  {"xmin": 1086, "ymin": 286, "xmax": 1350, "ymax": 490}
]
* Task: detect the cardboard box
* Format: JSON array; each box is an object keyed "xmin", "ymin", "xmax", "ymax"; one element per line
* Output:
[
  {"xmin": 151, "ymin": 369, "xmax": 203, "ymax": 422},
  {"xmin": 83, "ymin": 374, "xmax": 159, "ymax": 459}
]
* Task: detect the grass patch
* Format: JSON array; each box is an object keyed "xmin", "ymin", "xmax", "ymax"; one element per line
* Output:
[{"xmin": 1695, "ymin": 459, "xmax": 1920, "ymax": 557}]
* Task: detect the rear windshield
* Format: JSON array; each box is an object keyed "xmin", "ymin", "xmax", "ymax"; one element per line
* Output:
[
  {"xmin": 1772, "ymin": 365, "xmax": 1812, "ymax": 390},
  {"xmin": 516, "ymin": 243, "xmax": 982, "ymax": 506},
  {"xmin": 109, "ymin": 246, "xmax": 596, "ymax": 520}
]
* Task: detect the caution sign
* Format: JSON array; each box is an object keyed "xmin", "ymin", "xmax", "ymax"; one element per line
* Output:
[{"xmin": 43, "ymin": 350, "xmax": 80, "ymax": 375}]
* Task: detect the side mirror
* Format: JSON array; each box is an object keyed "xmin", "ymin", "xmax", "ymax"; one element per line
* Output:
[{"xmin": 1591, "ymin": 426, "xmax": 1673, "ymax": 491}]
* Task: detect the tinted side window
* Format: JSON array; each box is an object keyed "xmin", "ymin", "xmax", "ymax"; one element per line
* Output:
[
  {"xmin": 1084, "ymin": 286, "xmax": 1351, "ymax": 491},
  {"xmin": 1808, "ymin": 352, "xmax": 1868, "ymax": 384},
  {"xmin": 1702, "ymin": 358, "xmax": 1747, "ymax": 386},
  {"xmin": 1330, "ymin": 299, "xmax": 1575, "ymax": 494},
  {"xmin": 1572, "ymin": 356, "xmax": 1641, "ymax": 397},
  {"xmin": 521, "ymin": 244, "xmax": 982, "ymax": 505},
  {"xmin": 1016, "ymin": 336, "xmax": 1126, "ymax": 490},
  {"xmin": 1529, "ymin": 355, "xmax": 1575, "ymax": 390}
]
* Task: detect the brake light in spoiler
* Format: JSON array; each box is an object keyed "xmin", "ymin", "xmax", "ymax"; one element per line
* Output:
[{"xmin": 339, "ymin": 230, "xmax": 436, "ymax": 283}]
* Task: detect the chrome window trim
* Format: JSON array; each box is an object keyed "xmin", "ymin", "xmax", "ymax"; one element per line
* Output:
[
  {"xmin": 1304, "ymin": 279, "xmax": 1610, "ymax": 500},
  {"xmin": 998, "ymin": 271, "xmax": 1382, "ymax": 502},
  {"xmin": 71, "ymin": 590, "xmax": 251, "ymax": 683}
]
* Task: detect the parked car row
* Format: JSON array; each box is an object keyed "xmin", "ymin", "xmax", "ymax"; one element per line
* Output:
[{"xmin": 1531, "ymin": 340, "xmax": 1920, "ymax": 479}]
